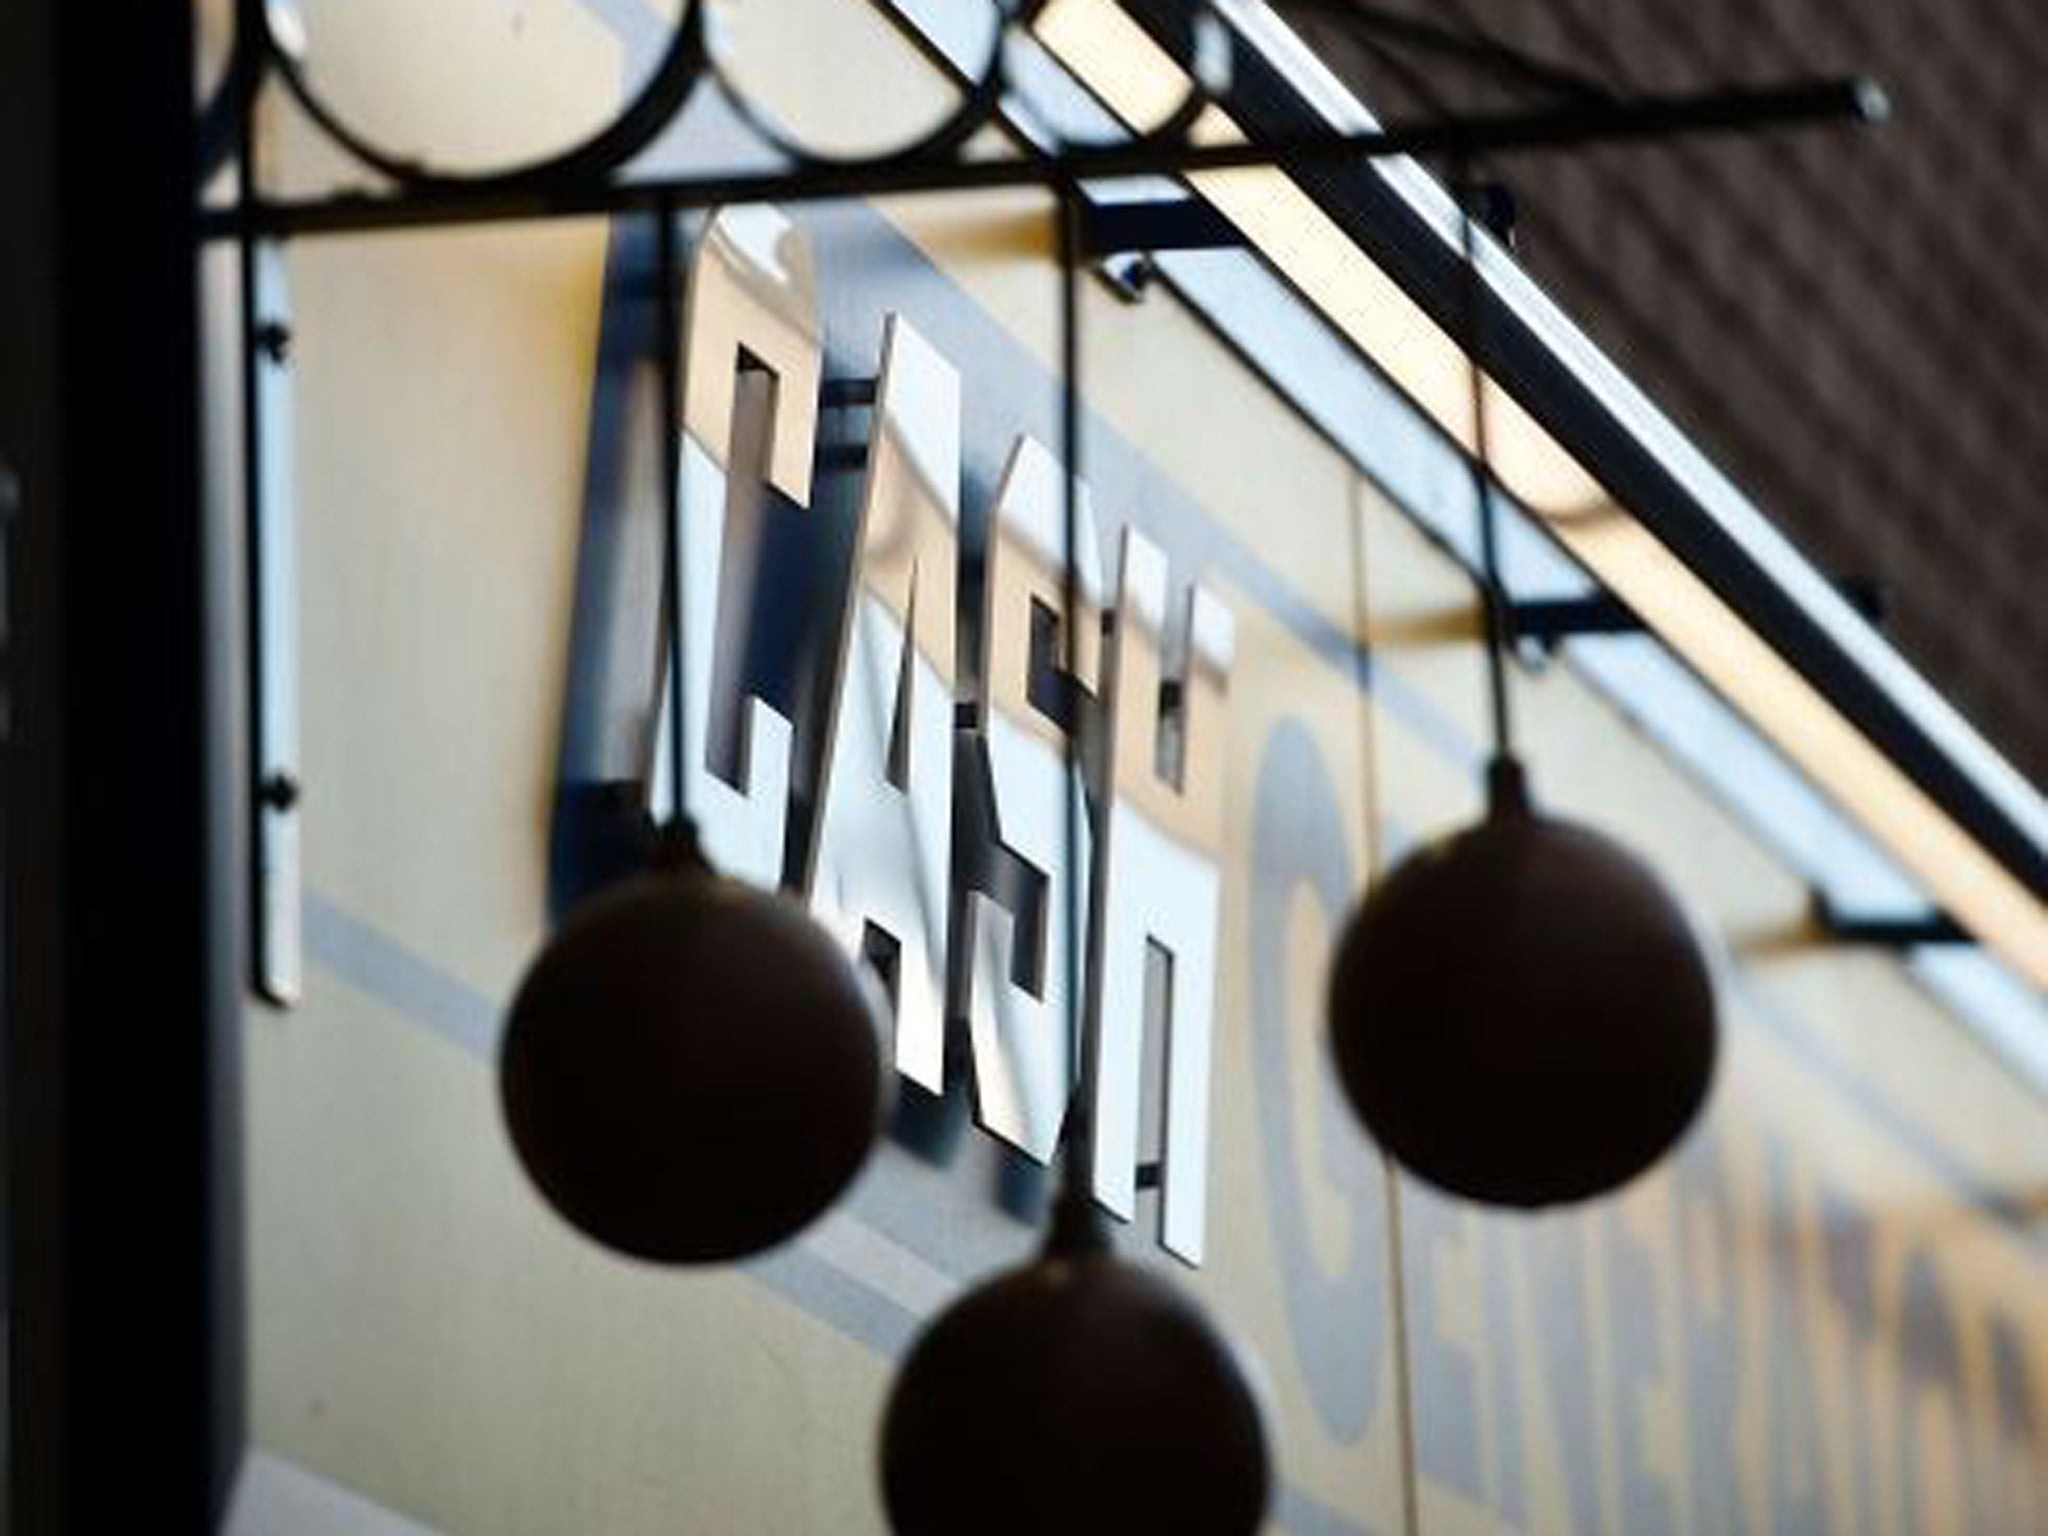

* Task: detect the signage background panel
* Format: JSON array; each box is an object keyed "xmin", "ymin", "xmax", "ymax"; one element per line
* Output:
[{"xmin": 235, "ymin": 4, "xmax": 2048, "ymax": 1532}]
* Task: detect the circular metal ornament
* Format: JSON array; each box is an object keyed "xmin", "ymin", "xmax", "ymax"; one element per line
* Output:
[
  {"xmin": 258, "ymin": 0, "xmax": 709, "ymax": 190},
  {"xmin": 499, "ymin": 849, "xmax": 889, "ymax": 1264},
  {"xmin": 1326, "ymin": 761, "xmax": 1717, "ymax": 1207},
  {"xmin": 701, "ymin": 0, "xmax": 1020, "ymax": 171},
  {"xmin": 1038, "ymin": 0, "xmax": 1234, "ymax": 152},
  {"xmin": 196, "ymin": 0, "xmax": 262, "ymax": 181}
]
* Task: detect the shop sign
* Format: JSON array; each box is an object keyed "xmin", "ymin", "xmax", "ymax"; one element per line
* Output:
[{"xmin": 597, "ymin": 205, "xmax": 1234, "ymax": 1263}]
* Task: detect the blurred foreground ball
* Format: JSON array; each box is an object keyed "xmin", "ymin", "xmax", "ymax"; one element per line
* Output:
[
  {"xmin": 880, "ymin": 1204, "xmax": 1270, "ymax": 1535},
  {"xmin": 500, "ymin": 852, "xmax": 886, "ymax": 1263},
  {"xmin": 1327, "ymin": 760, "xmax": 1716, "ymax": 1207}
]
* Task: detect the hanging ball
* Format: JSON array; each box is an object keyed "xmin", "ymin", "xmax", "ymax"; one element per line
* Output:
[
  {"xmin": 879, "ymin": 1204, "xmax": 1270, "ymax": 1536},
  {"xmin": 1327, "ymin": 760, "xmax": 1716, "ymax": 1207},
  {"xmin": 500, "ymin": 851, "xmax": 888, "ymax": 1264}
]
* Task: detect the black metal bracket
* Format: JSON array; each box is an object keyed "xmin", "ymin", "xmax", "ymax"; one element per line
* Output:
[
  {"xmin": 820, "ymin": 375, "xmax": 879, "ymax": 410},
  {"xmin": 1074, "ymin": 198, "xmax": 1247, "ymax": 304},
  {"xmin": 1508, "ymin": 592, "xmax": 1647, "ymax": 648},
  {"xmin": 818, "ymin": 375, "xmax": 881, "ymax": 472},
  {"xmin": 548, "ymin": 778, "xmax": 665, "ymax": 919},
  {"xmin": 1511, "ymin": 578, "xmax": 1886, "ymax": 655},
  {"xmin": 1077, "ymin": 197, "xmax": 1245, "ymax": 258},
  {"xmin": 1811, "ymin": 893, "xmax": 1972, "ymax": 948}
]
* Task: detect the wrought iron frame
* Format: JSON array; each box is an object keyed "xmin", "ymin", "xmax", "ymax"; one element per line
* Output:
[
  {"xmin": 206, "ymin": 0, "xmax": 1872, "ymax": 236},
  {"xmin": 208, "ymin": 0, "xmax": 1916, "ymax": 997},
  {"xmin": 140, "ymin": 0, "xmax": 2048, "ymax": 1521}
]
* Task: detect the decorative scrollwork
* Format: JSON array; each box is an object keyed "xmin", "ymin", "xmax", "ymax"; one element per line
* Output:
[
  {"xmin": 703, "ymin": 0, "xmax": 1021, "ymax": 171},
  {"xmin": 195, "ymin": 0, "xmax": 1874, "ymax": 245},
  {"xmin": 204, "ymin": 0, "xmax": 1242, "ymax": 201},
  {"xmin": 257, "ymin": 0, "xmax": 710, "ymax": 191}
]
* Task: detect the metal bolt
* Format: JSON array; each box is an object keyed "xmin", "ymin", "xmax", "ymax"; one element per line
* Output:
[
  {"xmin": 1095, "ymin": 252, "xmax": 1157, "ymax": 304},
  {"xmin": 258, "ymin": 771, "xmax": 300, "ymax": 812},
  {"xmin": 253, "ymin": 320, "xmax": 292, "ymax": 364}
]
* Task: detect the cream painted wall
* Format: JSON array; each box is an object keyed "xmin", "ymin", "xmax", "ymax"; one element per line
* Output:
[{"xmin": 230, "ymin": 4, "xmax": 2048, "ymax": 1533}]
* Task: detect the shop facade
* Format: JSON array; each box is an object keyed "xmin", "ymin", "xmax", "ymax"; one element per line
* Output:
[{"xmin": 7, "ymin": 1, "xmax": 2046, "ymax": 1531}]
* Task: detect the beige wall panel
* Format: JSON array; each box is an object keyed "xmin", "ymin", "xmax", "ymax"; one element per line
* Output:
[
  {"xmin": 291, "ymin": 225, "xmax": 607, "ymax": 1001},
  {"xmin": 249, "ymin": 980, "xmax": 894, "ymax": 1534},
  {"xmin": 267, "ymin": 0, "xmax": 637, "ymax": 193},
  {"xmin": 1188, "ymin": 590, "xmax": 1406, "ymax": 1531},
  {"xmin": 1750, "ymin": 948, "xmax": 2048, "ymax": 1191},
  {"xmin": 1354, "ymin": 479, "xmax": 1491, "ymax": 849}
]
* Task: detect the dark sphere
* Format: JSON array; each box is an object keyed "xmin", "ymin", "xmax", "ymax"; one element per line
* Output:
[
  {"xmin": 1327, "ymin": 799, "xmax": 1716, "ymax": 1207},
  {"xmin": 500, "ymin": 866, "xmax": 887, "ymax": 1263},
  {"xmin": 880, "ymin": 1246, "xmax": 1270, "ymax": 1535}
]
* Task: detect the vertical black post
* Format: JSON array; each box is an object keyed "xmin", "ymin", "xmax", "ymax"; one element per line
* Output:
[
  {"xmin": 655, "ymin": 196, "xmax": 690, "ymax": 829},
  {"xmin": 0, "ymin": 0, "xmax": 244, "ymax": 1527},
  {"xmin": 1053, "ymin": 183, "xmax": 1097, "ymax": 1215}
]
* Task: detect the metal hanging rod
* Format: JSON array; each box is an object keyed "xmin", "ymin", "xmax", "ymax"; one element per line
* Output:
[
  {"xmin": 1078, "ymin": 199, "xmax": 1242, "ymax": 258},
  {"xmin": 200, "ymin": 76, "xmax": 1882, "ymax": 244}
]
